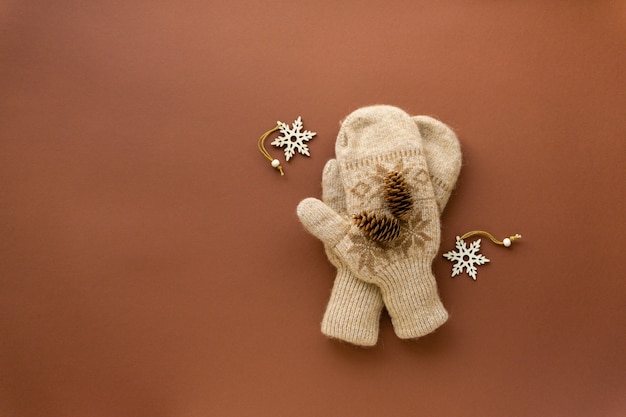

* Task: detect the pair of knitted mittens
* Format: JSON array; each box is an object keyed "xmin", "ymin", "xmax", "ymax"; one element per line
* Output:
[{"xmin": 297, "ymin": 105, "xmax": 462, "ymax": 346}]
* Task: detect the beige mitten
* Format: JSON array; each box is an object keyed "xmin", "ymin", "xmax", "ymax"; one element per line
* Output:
[
  {"xmin": 298, "ymin": 105, "xmax": 451, "ymax": 339},
  {"xmin": 318, "ymin": 159, "xmax": 385, "ymax": 346},
  {"xmin": 318, "ymin": 113, "xmax": 461, "ymax": 346}
]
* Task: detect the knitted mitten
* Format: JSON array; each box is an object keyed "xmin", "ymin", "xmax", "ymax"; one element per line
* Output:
[
  {"xmin": 298, "ymin": 105, "xmax": 452, "ymax": 339},
  {"xmin": 318, "ymin": 159, "xmax": 385, "ymax": 346},
  {"xmin": 318, "ymin": 113, "xmax": 461, "ymax": 346}
]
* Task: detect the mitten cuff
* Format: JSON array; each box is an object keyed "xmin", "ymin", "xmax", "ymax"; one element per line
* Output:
[
  {"xmin": 321, "ymin": 267, "xmax": 384, "ymax": 347},
  {"xmin": 378, "ymin": 260, "xmax": 448, "ymax": 339}
]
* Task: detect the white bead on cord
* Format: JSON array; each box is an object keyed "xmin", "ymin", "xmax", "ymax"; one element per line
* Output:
[
  {"xmin": 257, "ymin": 124, "xmax": 285, "ymax": 176},
  {"xmin": 503, "ymin": 234, "xmax": 522, "ymax": 247}
]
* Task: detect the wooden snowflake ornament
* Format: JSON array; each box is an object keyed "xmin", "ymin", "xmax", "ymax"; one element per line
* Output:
[
  {"xmin": 443, "ymin": 237, "xmax": 490, "ymax": 280},
  {"xmin": 257, "ymin": 116, "xmax": 317, "ymax": 176},
  {"xmin": 271, "ymin": 117, "xmax": 316, "ymax": 161},
  {"xmin": 443, "ymin": 231, "xmax": 522, "ymax": 280}
]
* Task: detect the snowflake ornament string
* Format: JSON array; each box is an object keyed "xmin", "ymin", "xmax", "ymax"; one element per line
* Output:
[
  {"xmin": 271, "ymin": 116, "xmax": 316, "ymax": 161},
  {"xmin": 257, "ymin": 116, "xmax": 317, "ymax": 176},
  {"xmin": 443, "ymin": 231, "xmax": 522, "ymax": 280},
  {"xmin": 443, "ymin": 237, "xmax": 490, "ymax": 280}
]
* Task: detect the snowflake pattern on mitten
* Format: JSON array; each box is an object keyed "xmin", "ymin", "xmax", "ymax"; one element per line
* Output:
[{"xmin": 342, "ymin": 160, "xmax": 434, "ymax": 276}]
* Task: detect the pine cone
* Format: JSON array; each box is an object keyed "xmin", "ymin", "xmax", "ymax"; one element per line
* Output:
[
  {"xmin": 353, "ymin": 210, "xmax": 401, "ymax": 243},
  {"xmin": 384, "ymin": 171, "xmax": 413, "ymax": 220}
]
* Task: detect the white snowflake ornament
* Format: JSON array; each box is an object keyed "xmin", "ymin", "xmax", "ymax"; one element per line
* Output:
[
  {"xmin": 443, "ymin": 236, "xmax": 490, "ymax": 280},
  {"xmin": 271, "ymin": 116, "xmax": 316, "ymax": 161}
]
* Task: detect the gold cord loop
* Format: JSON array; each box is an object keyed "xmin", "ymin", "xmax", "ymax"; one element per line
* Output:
[
  {"xmin": 257, "ymin": 125, "xmax": 284, "ymax": 176},
  {"xmin": 459, "ymin": 231, "xmax": 522, "ymax": 247}
]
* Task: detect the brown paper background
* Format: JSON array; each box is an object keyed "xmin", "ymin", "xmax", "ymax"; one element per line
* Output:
[{"xmin": 1, "ymin": 1, "xmax": 625, "ymax": 416}]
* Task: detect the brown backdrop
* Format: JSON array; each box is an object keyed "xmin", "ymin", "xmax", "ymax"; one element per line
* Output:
[{"xmin": 1, "ymin": 1, "xmax": 625, "ymax": 416}]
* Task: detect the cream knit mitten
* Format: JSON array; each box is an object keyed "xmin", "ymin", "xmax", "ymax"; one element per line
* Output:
[
  {"xmin": 299, "ymin": 105, "xmax": 460, "ymax": 341},
  {"xmin": 316, "ymin": 159, "xmax": 385, "ymax": 346},
  {"xmin": 317, "ymin": 112, "xmax": 462, "ymax": 346}
]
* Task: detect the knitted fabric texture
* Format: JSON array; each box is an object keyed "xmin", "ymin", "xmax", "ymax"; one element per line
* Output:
[
  {"xmin": 310, "ymin": 108, "xmax": 461, "ymax": 346},
  {"xmin": 298, "ymin": 105, "xmax": 461, "ymax": 342},
  {"xmin": 318, "ymin": 159, "xmax": 384, "ymax": 346}
]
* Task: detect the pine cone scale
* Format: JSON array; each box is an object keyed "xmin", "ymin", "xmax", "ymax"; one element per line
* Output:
[{"xmin": 353, "ymin": 211, "xmax": 400, "ymax": 243}]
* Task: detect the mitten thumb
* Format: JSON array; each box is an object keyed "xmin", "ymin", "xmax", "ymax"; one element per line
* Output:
[{"xmin": 297, "ymin": 198, "xmax": 349, "ymax": 247}]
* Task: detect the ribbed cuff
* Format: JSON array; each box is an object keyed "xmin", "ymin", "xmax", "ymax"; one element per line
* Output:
[
  {"xmin": 378, "ymin": 259, "xmax": 448, "ymax": 339},
  {"xmin": 321, "ymin": 267, "xmax": 384, "ymax": 347}
]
